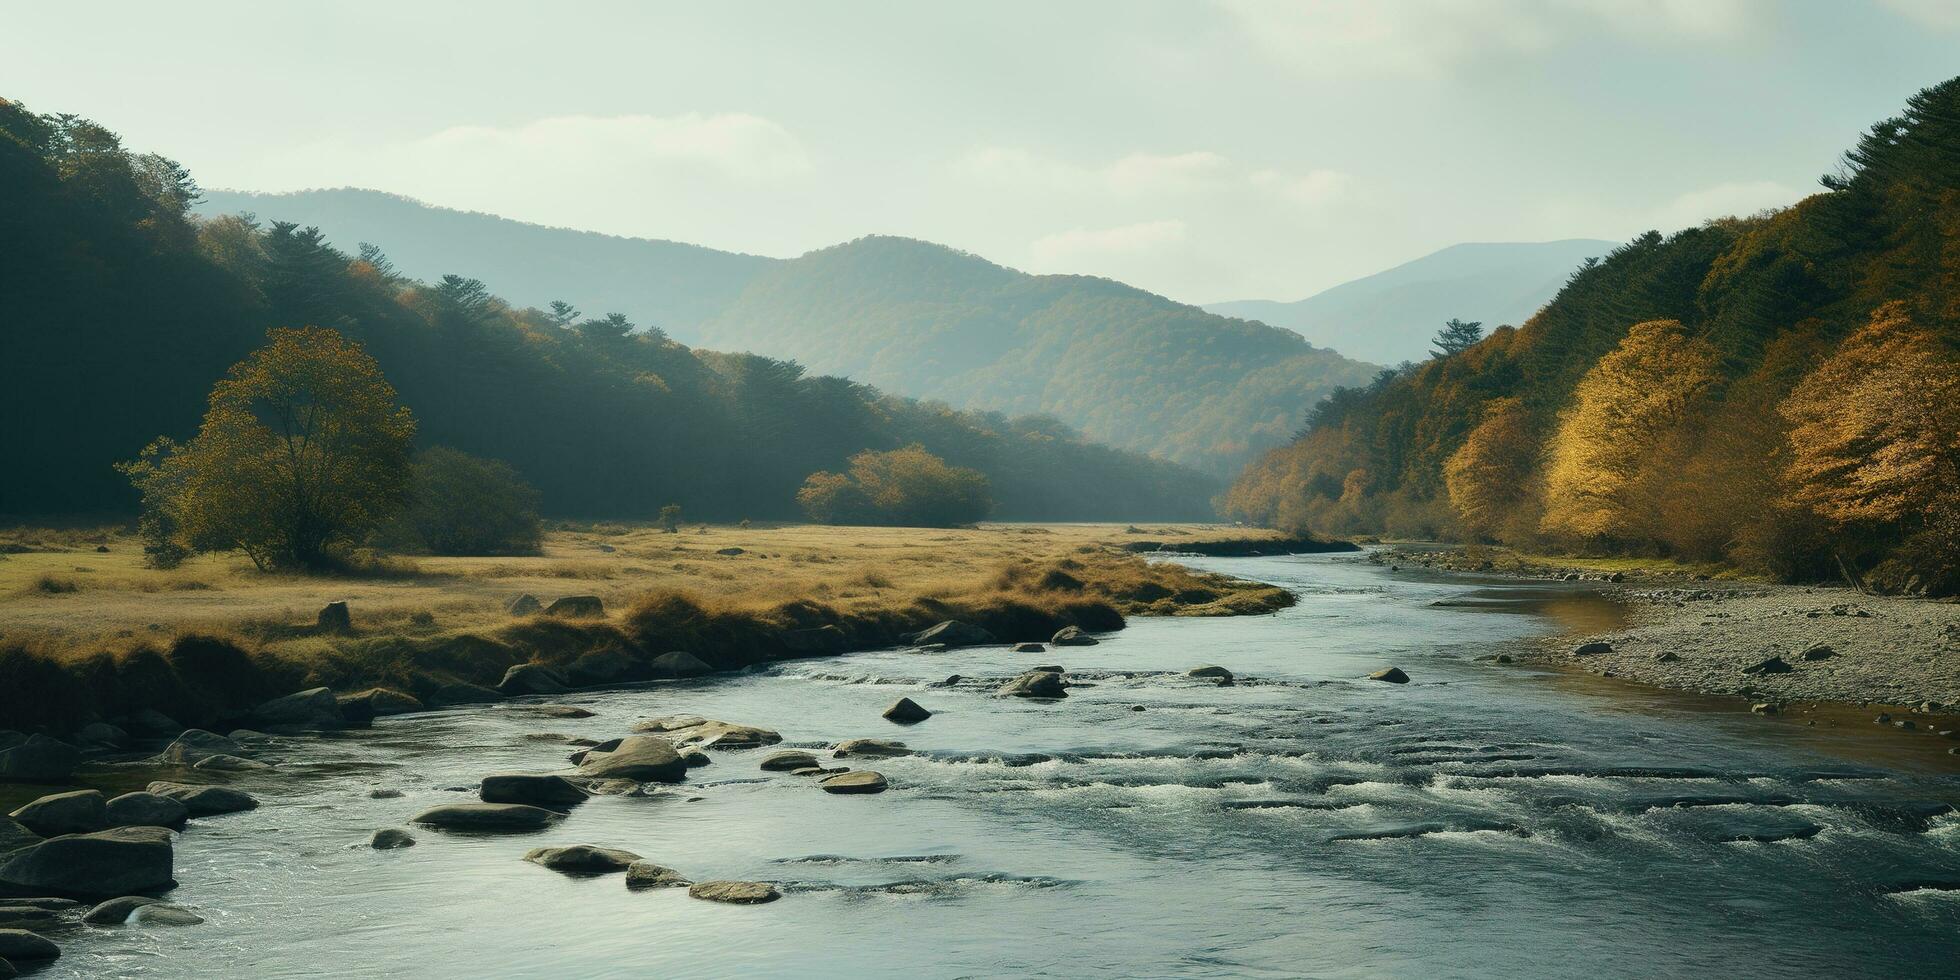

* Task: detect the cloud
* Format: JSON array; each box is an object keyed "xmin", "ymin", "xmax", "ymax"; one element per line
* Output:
[
  {"xmin": 1104, "ymin": 151, "xmax": 1232, "ymax": 194},
  {"xmin": 1650, "ymin": 179, "xmax": 1800, "ymax": 230},
  {"xmin": 957, "ymin": 146, "xmax": 1350, "ymax": 207},
  {"xmin": 1029, "ymin": 220, "xmax": 1188, "ymax": 261},
  {"xmin": 1877, "ymin": 0, "xmax": 1960, "ymax": 29},
  {"xmin": 1249, "ymin": 168, "xmax": 1354, "ymax": 207},
  {"xmin": 412, "ymin": 113, "xmax": 811, "ymax": 181},
  {"xmin": 1215, "ymin": 0, "xmax": 1764, "ymax": 76}
]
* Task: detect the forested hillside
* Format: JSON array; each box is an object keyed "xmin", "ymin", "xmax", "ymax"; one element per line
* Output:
[
  {"xmin": 197, "ymin": 188, "xmax": 776, "ymax": 333},
  {"xmin": 1205, "ymin": 239, "xmax": 1614, "ymax": 365},
  {"xmin": 698, "ymin": 236, "xmax": 1380, "ymax": 474},
  {"xmin": 0, "ymin": 99, "xmax": 1215, "ymax": 522},
  {"xmin": 1225, "ymin": 78, "xmax": 1960, "ymax": 594}
]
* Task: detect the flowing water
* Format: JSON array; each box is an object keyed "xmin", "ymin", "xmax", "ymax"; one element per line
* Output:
[{"xmin": 25, "ymin": 553, "xmax": 1960, "ymax": 978}]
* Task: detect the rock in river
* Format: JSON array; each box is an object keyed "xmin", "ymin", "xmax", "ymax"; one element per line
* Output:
[
  {"xmin": 818, "ymin": 770, "xmax": 889, "ymax": 794},
  {"xmin": 904, "ymin": 620, "xmax": 997, "ymax": 648},
  {"xmin": 1051, "ymin": 625, "xmax": 1099, "ymax": 647},
  {"xmin": 831, "ymin": 739, "xmax": 912, "ymax": 759},
  {"xmin": 369, "ymin": 829, "xmax": 416, "ymax": 850},
  {"xmin": 0, "ymin": 826, "xmax": 175, "ymax": 899},
  {"xmin": 625, "ymin": 861, "xmax": 691, "ymax": 890},
  {"xmin": 498, "ymin": 663, "xmax": 569, "ymax": 697},
  {"xmin": 82, "ymin": 895, "xmax": 162, "ymax": 924},
  {"xmin": 158, "ymin": 729, "xmax": 244, "ymax": 766},
  {"xmin": 882, "ymin": 697, "xmax": 932, "ymax": 723},
  {"xmin": 997, "ymin": 670, "xmax": 1067, "ymax": 699},
  {"xmin": 633, "ymin": 716, "xmax": 780, "ymax": 750},
  {"xmin": 410, "ymin": 803, "xmax": 563, "ymax": 832},
  {"xmin": 481, "ymin": 773, "xmax": 590, "ymax": 809},
  {"xmin": 0, "ymin": 930, "xmax": 58, "ymax": 962},
  {"xmin": 253, "ymin": 687, "xmax": 346, "ymax": 731},
  {"xmin": 0, "ymin": 820, "xmax": 40, "ymax": 855},
  {"xmin": 145, "ymin": 782, "xmax": 257, "ymax": 817},
  {"xmin": 577, "ymin": 736, "xmax": 688, "ymax": 783},
  {"xmin": 760, "ymin": 751, "xmax": 822, "ymax": 772},
  {"xmin": 1011, "ymin": 642, "xmax": 1045, "ymax": 653},
  {"xmin": 688, "ymin": 880, "xmax": 780, "ymax": 904},
  {"xmin": 132, "ymin": 904, "xmax": 203, "ymax": 926},
  {"xmin": 524, "ymin": 845, "xmax": 642, "ymax": 875},
  {"xmin": 104, "ymin": 792, "xmax": 189, "ymax": 830},
  {"xmin": 1187, "ymin": 665, "xmax": 1234, "ymax": 683},
  {"xmin": 0, "ymin": 733, "xmax": 79, "ymax": 784},
  {"xmin": 338, "ymin": 688, "xmax": 425, "ymax": 718},
  {"xmin": 9, "ymin": 789, "xmax": 106, "ymax": 836},
  {"xmin": 649, "ymin": 651, "xmax": 714, "ymax": 679},
  {"xmin": 1368, "ymin": 667, "xmax": 1410, "ymax": 684}
]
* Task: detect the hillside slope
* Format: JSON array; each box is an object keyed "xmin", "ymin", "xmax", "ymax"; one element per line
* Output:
[
  {"xmin": 1207, "ymin": 239, "xmax": 1614, "ymax": 364},
  {"xmin": 196, "ymin": 188, "xmax": 778, "ymax": 333},
  {"xmin": 699, "ymin": 237, "xmax": 1381, "ymax": 474}
]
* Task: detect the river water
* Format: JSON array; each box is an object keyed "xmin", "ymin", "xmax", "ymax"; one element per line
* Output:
[{"xmin": 29, "ymin": 553, "xmax": 1960, "ymax": 978}]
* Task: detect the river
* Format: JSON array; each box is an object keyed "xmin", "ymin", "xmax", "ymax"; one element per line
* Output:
[{"xmin": 27, "ymin": 552, "xmax": 1960, "ymax": 978}]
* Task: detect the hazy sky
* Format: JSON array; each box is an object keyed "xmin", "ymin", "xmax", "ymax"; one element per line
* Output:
[{"xmin": 8, "ymin": 1, "xmax": 1958, "ymax": 302}]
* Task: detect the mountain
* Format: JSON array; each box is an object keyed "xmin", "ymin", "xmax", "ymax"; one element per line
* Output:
[
  {"xmin": 1206, "ymin": 239, "xmax": 1615, "ymax": 365},
  {"xmin": 1, "ymin": 98, "xmax": 1215, "ymax": 522},
  {"xmin": 1223, "ymin": 77, "xmax": 1960, "ymax": 593},
  {"xmin": 697, "ymin": 236, "xmax": 1381, "ymax": 475},
  {"xmin": 195, "ymin": 188, "xmax": 778, "ymax": 333}
]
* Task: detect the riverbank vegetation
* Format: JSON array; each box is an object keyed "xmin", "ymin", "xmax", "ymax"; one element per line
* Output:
[
  {"xmin": 0, "ymin": 522, "xmax": 1296, "ymax": 732},
  {"xmin": 1224, "ymin": 77, "xmax": 1960, "ymax": 596}
]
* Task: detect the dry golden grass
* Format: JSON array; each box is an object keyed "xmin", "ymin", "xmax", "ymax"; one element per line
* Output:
[{"xmin": 0, "ymin": 521, "xmax": 1287, "ymax": 660}]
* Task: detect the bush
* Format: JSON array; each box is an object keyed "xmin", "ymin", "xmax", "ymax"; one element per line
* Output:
[
  {"xmin": 396, "ymin": 447, "xmax": 542, "ymax": 555},
  {"xmin": 797, "ymin": 445, "xmax": 992, "ymax": 527}
]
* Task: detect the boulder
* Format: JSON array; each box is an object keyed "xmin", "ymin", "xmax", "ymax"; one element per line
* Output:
[
  {"xmin": 123, "ymin": 710, "xmax": 183, "ymax": 739},
  {"xmin": 781, "ymin": 625, "xmax": 848, "ymax": 655},
  {"xmin": 681, "ymin": 750, "xmax": 711, "ymax": 768},
  {"xmin": 193, "ymin": 755, "xmax": 271, "ymax": 772},
  {"xmin": 1187, "ymin": 665, "xmax": 1234, "ymax": 683},
  {"xmin": 1011, "ymin": 643, "xmax": 1045, "ymax": 653},
  {"xmin": 997, "ymin": 670, "xmax": 1067, "ymax": 699},
  {"xmin": 104, "ymin": 793, "xmax": 188, "ymax": 830},
  {"xmin": 252, "ymin": 687, "xmax": 347, "ymax": 731},
  {"xmin": 576, "ymin": 736, "xmax": 688, "ymax": 783},
  {"xmin": 75, "ymin": 722, "xmax": 128, "ymax": 748},
  {"xmin": 792, "ymin": 766, "xmax": 849, "ymax": 777},
  {"xmin": 904, "ymin": 621, "xmax": 997, "ymax": 648},
  {"xmin": 132, "ymin": 904, "xmax": 203, "ymax": 926},
  {"xmin": 0, "ymin": 820, "xmax": 39, "ymax": 855},
  {"xmin": 0, "ymin": 734, "xmax": 78, "ymax": 784},
  {"xmin": 506, "ymin": 593, "xmax": 543, "ymax": 616},
  {"xmin": 479, "ymin": 773, "xmax": 590, "ymax": 809},
  {"xmin": 527, "ymin": 704, "xmax": 595, "ymax": 719},
  {"xmin": 625, "ymin": 861, "xmax": 691, "ymax": 890},
  {"xmin": 369, "ymin": 788, "xmax": 403, "ymax": 799},
  {"xmin": 0, "ymin": 826, "xmax": 174, "ymax": 899},
  {"xmin": 882, "ymin": 698, "xmax": 932, "ymax": 724},
  {"xmin": 369, "ymin": 829, "xmax": 416, "ymax": 850},
  {"xmin": 1051, "ymin": 626, "xmax": 1100, "ymax": 647},
  {"xmin": 410, "ymin": 803, "xmax": 563, "ymax": 832},
  {"xmin": 1368, "ymin": 667, "xmax": 1410, "ymax": 684},
  {"xmin": 687, "ymin": 880, "xmax": 780, "ymax": 904},
  {"xmin": 759, "ymin": 751, "xmax": 821, "ymax": 772},
  {"xmin": 82, "ymin": 895, "xmax": 161, "ymax": 924},
  {"xmin": 566, "ymin": 647, "xmax": 643, "ymax": 686},
  {"xmin": 1800, "ymin": 643, "xmax": 1835, "ymax": 661},
  {"xmin": 145, "ymin": 782, "xmax": 257, "ymax": 817},
  {"xmin": 818, "ymin": 770, "xmax": 888, "ymax": 794},
  {"xmin": 634, "ymin": 716, "xmax": 780, "ymax": 750},
  {"xmin": 544, "ymin": 595, "xmax": 605, "ymax": 618},
  {"xmin": 338, "ymin": 688, "xmax": 424, "ymax": 718},
  {"xmin": 649, "ymin": 651, "xmax": 714, "ymax": 680},
  {"xmin": 1573, "ymin": 641, "xmax": 1613, "ymax": 656},
  {"xmin": 831, "ymin": 739, "xmax": 912, "ymax": 759},
  {"xmin": 426, "ymin": 682, "xmax": 504, "ymax": 707},
  {"xmin": 0, "ymin": 907, "xmax": 57, "ymax": 929},
  {"xmin": 523, "ymin": 845, "xmax": 642, "ymax": 875},
  {"xmin": 498, "ymin": 663, "xmax": 568, "ymax": 697},
  {"xmin": 0, "ymin": 931, "xmax": 57, "ymax": 962},
  {"xmin": 158, "ymin": 729, "xmax": 243, "ymax": 764},
  {"xmin": 316, "ymin": 600, "xmax": 352, "ymax": 633},
  {"xmin": 1741, "ymin": 656, "xmax": 1793, "ymax": 676},
  {"xmin": 9, "ymin": 790, "xmax": 106, "ymax": 836}
]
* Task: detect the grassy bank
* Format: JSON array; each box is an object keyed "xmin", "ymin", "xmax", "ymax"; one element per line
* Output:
[
  {"xmin": 1363, "ymin": 543, "xmax": 1757, "ymax": 584},
  {"xmin": 0, "ymin": 522, "xmax": 1299, "ymax": 733}
]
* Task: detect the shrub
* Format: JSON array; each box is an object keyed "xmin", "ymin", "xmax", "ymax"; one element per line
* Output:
[
  {"xmin": 798, "ymin": 445, "xmax": 992, "ymax": 528},
  {"xmin": 397, "ymin": 447, "xmax": 542, "ymax": 555}
]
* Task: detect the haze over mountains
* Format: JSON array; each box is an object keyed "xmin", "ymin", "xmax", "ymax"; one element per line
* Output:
[
  {"xmin": 198, "ymin": 189, "xmax": 1384, "ymax": 474},
  {"xmin": 1206, "ymin": 239, "xmax": 1616, "ymax": 365}
]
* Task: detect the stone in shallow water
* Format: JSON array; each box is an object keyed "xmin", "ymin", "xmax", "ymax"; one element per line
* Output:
[
  {"xmin": 1051, "ymin": 626, "xmax": 1099, "ymax": 647},
  {"xmin": 818, "ymin": 770, "xmax": 888, "ymax": 795},
  {"xmin": 479, "ymin": 773, "xmax": 590, "ymax": 809},
  {"xmin": 625, "ymin": 861, "xmax": 692, "ymax": 890},
  {"xmin": 0, "ymin": 826, "xmax": 174, "ymax": 899},
  {"xmin": 132, "ymin": 904, "xmax": 203, "ymax": 926},
  {"xmin": 759, "ymin": 751, "xmax": 821, "ymax": 772},
  {"xmin": 82, "ymin": 895, "xmax": 162, "ymax": 924},
  {"xmin": 410, "ymin": 803, "xmax": 562, "ymax": 832},
  {"xmin": 882, "ymin": 698, "xmax": 932, "ymax": 723},
  {"xmin": 831, "ymin": 739, "xmax": 912, "ymax": 759},
  {"xmin": 1367, "ymin": 667, "xmax": 1409, "ymax": 684},
  {"xmin": 9, "ymin": 789, "xmax": 105, "ymax": 836},
  {"xmin": 104, "ymin": 792, "xmax": 188, "ymax": 830},
  {"xmin": 0, "ymin": 929, "xmax": 59, "ymax": 961},
  {"xmin": 633, "ymin": 716, "xmax": 780, "ymax": 750},
  {"xmin": 1187, "ymin": 665, "xmax": 1234, "ymax": 683},
  {"xmin": 577, "ymin": 736, "xmax": 687, "ymax": 783},
  {"xmin": 146, "ymin": 782, "xmax": 257, "ymax": 817},
  {"xmin": 688, "ymin": 880, "xmax": 780, "ymax": 904},
  {"xmin": 998, "ymin": 671, "xmax": 1067, "ymax": 699},
  {"xmin": 369, "ymin": 829, "xmax": 416, "ymax": 850},
  {"xmin": 524, "ymin": 845, "xmax": 642, "ymax": 874}
]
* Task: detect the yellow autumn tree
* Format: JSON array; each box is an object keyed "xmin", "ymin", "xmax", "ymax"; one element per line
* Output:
[
  {"xmin": 120, "ymin": 327, "xmax": 416, "ymax": 570},
  {"xmin": 1779, "ymin": 303, "xmax": 1960, "ymax": 527},
  {"xmin": 1539, "ymin": 320, "xmax": 1722, "ymax": 542},
  {"xmin": 1443, "ymin": 397, "xmax": 1541, "ymax": 543}
]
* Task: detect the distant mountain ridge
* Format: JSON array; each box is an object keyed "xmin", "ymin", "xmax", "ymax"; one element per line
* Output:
[
  {"xmin": 196, "ymin": 188, "xmax": 778, "ymax": 333},
  {"xmin": 1206, "ymin": 239, "xmax": 1615, "ymax": 364}
]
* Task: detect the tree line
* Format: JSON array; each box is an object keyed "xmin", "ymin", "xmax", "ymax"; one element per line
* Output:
[
  {"xmin": 1225, "ymin": 77, "xmax": 1960, "ymax": 595},
  {"xmin": 0, "ymin": 98, "xmax": 1218, "ymax": 526}
]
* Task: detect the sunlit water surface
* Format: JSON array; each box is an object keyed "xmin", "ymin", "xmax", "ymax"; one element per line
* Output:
[{"xmin": 30, "ymin": 554, "xmax": 1960, "ymax": 978}]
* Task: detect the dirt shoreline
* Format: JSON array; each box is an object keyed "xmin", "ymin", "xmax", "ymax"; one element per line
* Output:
[{"xmin": 1367, "ymin": 546, "xmax": 1960, "ymax": 750}]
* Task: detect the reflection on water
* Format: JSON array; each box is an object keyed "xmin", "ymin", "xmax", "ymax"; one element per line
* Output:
[{"xmin": 26, "ymin": 553, "xmax": 1960, "ymax": 978}]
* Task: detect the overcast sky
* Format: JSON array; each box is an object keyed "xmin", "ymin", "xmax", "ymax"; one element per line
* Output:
[{"xmin": 8, "ymin": 1, "xmax": 1958, "ymax": 302}]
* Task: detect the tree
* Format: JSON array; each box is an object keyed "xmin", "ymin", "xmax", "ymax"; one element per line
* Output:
[
  {"xmin": 1540, "ymin": 320, "xmax": 1721, "ymax": 542},
  {"xmin": 397, "ymin": 447, "xmax": 542, "ymax": 555},
  {"xmin": 119, "ymin": 327, "xmax": 416, "ymax": 570},
  {"xmin": 798, "ymin": 445, "xmax": 992, "ymax": 527},
  {"xmin": 577, "ymin": 312, "xmax": 634, "ymax": 343},
  {"xmin": 1442, "ymin": 397, "xmax": 1540, "ymax": 542},
  {"xmin": 546, "ymin": 301, "xmax": 581, "ymax": 329},
  {"xmin": 656, "ymin": 504, "xmax": 683, "ymax": 533},
  {"xmin": 1431, "ymin": 318, "xmax": 1484, "ymax": 358}
]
